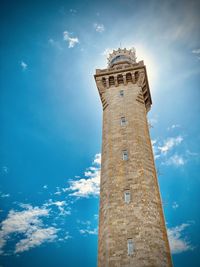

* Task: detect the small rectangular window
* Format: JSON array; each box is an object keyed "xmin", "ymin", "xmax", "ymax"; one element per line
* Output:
[
  {"xmin": 127, "ymin": 239, "xmax": 134, "ymax": 255},
  {"xmin": 122, "ymin": 150, "xmax": 128, "ymax": 161},
  {"xmin": 121, "ymin": 117, "xmax": 126, "ymax": 126},
  {"xmin": 124, "ymin": 191, "xmax": 131, "ymax": 203},
  {"xmin": 119, "ymin": 90, "xmax": 124, "ymax": 97}
]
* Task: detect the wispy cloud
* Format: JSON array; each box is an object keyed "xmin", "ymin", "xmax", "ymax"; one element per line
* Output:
[
  {"xmin": 172, "ymin": 201, "xmax": 179, "ymax": 209},
  {"xmin": 186, "ymin": 150, "xmax": 199, "ymax": 157},
  {"xmin": 77, "ymin": 220, "xmax": 98, "ymax": 235},
  {"xmin": 93, "ymin": 153, "xmax": 101, "ymax": 165},
  {"xmin": 152, "ymin": 133, "xmax": 198, "ymax": 166},
  {"xmin": 48, "ymin": 38, "xmax": 63, "ymax": 50},
  {"xmin": 65, "ymin": 153, "xmax": 101, "ymax": 198},
  {"xmin": 63, "ymin": 31, "xmax": 79, "ymax": 48},
  {"xmin": 192, "ymin": 48, "xmax": 200, "ymax": 54},
  {"xmin": 69, "ymin": 9, "xmax": 77, "ymax": 14},
  {"xmin": 101, "ymin": 48, "xmax": 113, "ymax": 57},
  {"xmin": 158, "ymin": 136, "xmax": 183, "ymax": 154},
  {"xmin": 79, "ymin": 228, "xmax": 98, "ymax": 235},
  {"xmin": 20, "ymin": 61, "xmax": 28, "ymax": 70},
  {"xmin": 192, "ymin": 48, "xmax": 200, "ymax": 60},
  {"xmin": 0, "ymin": 193, "xmax": 10, "ymax": 198},
  {"xmin": 151, "ymin": 139, "xmax": 160, "ymax": 159},
  {"xmin": 148, "ymin": 117, "xmax": 158, "ymax": 127},
  {"xmin": 2, "ymin": 166, "xmax": 9, "ymax": 174},
  {"xmin": 168, "ymin": 223, "xmax": 194, "ymax": 254},
  {"xmin": 94, "ymin": 23, "xmax": 105, "ymax": 33},
  {"xmin": 94, "ymin": 214, "xmax": 98, "ymax": 220},
  {"xmin": 167, "ymin": 124, "xmax": 181, "ymax": 131},
  {"xmin": 0, "ymin": 205, "xmax": 58, "ymax": 254},
  {"xmin": 54, "ymin": 186, "xmax": 62, "ymax": 195},
  {"xmin": 44, "ymin": 199, "xmax": 71, "ymax": 216},
  {"xmin": 15, "ymin": 227, "xmax": 58, "ymax": 253},
  {"xmin": 165, "ymin": 154, "xmax": 186, "ymax": 166}
]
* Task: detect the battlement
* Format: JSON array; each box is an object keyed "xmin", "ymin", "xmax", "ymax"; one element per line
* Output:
[
  {"xmin": 107, "ymin": 47, "xmax": 137, "ymax": 67},
  {"xmin": 94, "ymin": 51, "xmax": 152, "ymax": 112}
]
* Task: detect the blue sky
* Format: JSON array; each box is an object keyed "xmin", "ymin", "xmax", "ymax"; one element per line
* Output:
[{"xmin": 0, "ymin": 0, "xmax": 200, "ymax": 266}]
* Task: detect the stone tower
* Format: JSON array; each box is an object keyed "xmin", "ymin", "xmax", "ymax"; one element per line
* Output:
[{"xmin": 94, "ymin": 48, "xmax": 173, "ymax": 267}]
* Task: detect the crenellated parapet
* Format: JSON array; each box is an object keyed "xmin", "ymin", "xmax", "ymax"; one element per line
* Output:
[
  {"xmin": 107, "ymin": 47, "xmax": 137, "ymax": 67},
  {"xmin": 94, "ymin": 51, "xmax": 152, "ymax": 112}
]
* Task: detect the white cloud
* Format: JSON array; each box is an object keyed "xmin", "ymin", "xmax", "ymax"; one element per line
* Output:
[
  {"xmin": 93, "ymin": 153, "xmax": 101, "ymax": 165},
  {"xmin": 77, "ymin": 219, "xmax": 98, "ymax": 235},
  {"xmin": 2, "ymin": 166, "xmax": 8, "ymax": 174},
  {"xmin": 48, "ymin": 38, "xmax": 63, "ymax": 50},
  {"xmin": 67, "ymin": 173, "xmax": 100, "ymax": 198},
  {"xmin": 69, "ymin": 9, "xmax": 77, "ymax": 14},
  {"xmin": 77, "ymin": 220, "xmax": 98, "ymax": 235},
  {"xmin": 101, "ymin": 48, "xmax": 113, "ymax": 57},
  {"xmin": 192, "ymin": 48, "xmax": 200, "ymax": 60},
  {"xmin": 151, "ymin": 139, "xmax": 160, "ymax": 160},
  {"xmin": 0, "ymin": 206, "xmax": 48, "ymax": 234},
  {"xmin": 58, "ymin": 232, "xmax": 71, "ymax": 242},
  {"xmin": 94, "ymin": 23, "xmax": 105, "ymax": 33},
  {"xmin": 172, "ymin": 201, "xmax": 179, "ymax": 209},
  {"xmin": 165, "ymin": 154, "xmax": 186, "ymax": 166},
  {"xmin": 49, "ymin": 38, "xmax": 55, "ymax": 45},
  {"xmin": 192, "ymin": 48, "xmax": 200, "ymax": 54},
  {"xmin": 152, "ymin": 135, "xmax": 196, "ymax": 166},
  {"xmin": 65, "ymin": 153, "xmax": 101, "ymax": 198},
  {"xmin": 63, "ymin": 31, "xmax": 79, "ymax": 48},
  {"xmin": 0, "ymin": 193, "xmax": 10, "ymax": 198},
  {"xmin": 79, "ymin": 228, "xmax": 98, "ymax": 235},
  {"xmin": 171, "ymin": 124, "xmax": 180, "ymax": 129},
  {"xmin": 151, "ymin": 140, "xmax": 157, "ymax": 146},
  {"xmin": 0, "ymin": 205, "xmax": 58, "ymax": 254},
  {"xmin": 77, "ymin": 220, "xmax": 91, "ymax": 226},
  {"xmin": 54, "ymin": 186, "xmax": 62, "ymax": 195},
  {"xmin": 167, "ymin": 124, "xmax": 181, "ymax": 131},
  {"xmin": 186, "ymin": 150, "xmax": 199, "ymax": 157},
  {"xmin": 94, "ymin": 214, "xmax": 98, "ymax": 220},
  {"xmin": 20, "ymin": 61, "xmax": 28, "ymax": 70},
  {"xmin": 51, "ymin": 201, "xmax": 66, "ymax": 207},
  {"xmin": 15, "ymin": 227, "xmax": 58, "ymax": 253},
  {"xmin": 43, "ymin": 185, "xmax": 48, "ymax": 189},
  {"xmin": 158, "ymin": 136, "xmax": 183, "ymax": 154},
  {"xmin": 44, "ymin": 200, "xmax": 71, "ymax": 216},
  {"xmin": 168, "ymin": 223, "xmax": 194, "ymax": 254},
  {"xmin": 148, "ymin": 117, "xmax": 158, "ymax": 127}
]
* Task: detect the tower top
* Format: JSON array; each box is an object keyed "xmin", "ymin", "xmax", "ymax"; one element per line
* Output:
[
  {"xmin": 107, "ymin": 47, "xmax": 136, "ymax": 67},
  {"xmin": 94, "ymin": 46, "xmax": 152, "ymax": 112}
]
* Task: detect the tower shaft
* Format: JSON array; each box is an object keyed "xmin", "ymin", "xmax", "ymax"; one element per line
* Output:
[{"xmin": 94, "ymin": 49, "xmax": 172, "ymax": 267}]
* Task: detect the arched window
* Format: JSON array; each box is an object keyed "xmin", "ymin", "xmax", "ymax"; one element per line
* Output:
[
  {"xmin": 102, "ymin": 77, "xmax": 106, "ymax": 87},
  {"xmin": 135, "ymin": 71, "xmax": 139, "ymax": 82},
  {"xmin": 109, "ymin": 76, "xmax": 115, "ymax": 86},
  {"xmin": 117, "ymin": 74, "xmax": 124, "ymax": 85},
  {"xmin": 126, "ymin": 73, "xmax": 132, "ymax": 83}
]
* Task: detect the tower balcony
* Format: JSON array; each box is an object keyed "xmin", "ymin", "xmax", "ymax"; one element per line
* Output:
[{"xmin": 94, "ymin": 60, "xmax": 152, "ymax": 112}]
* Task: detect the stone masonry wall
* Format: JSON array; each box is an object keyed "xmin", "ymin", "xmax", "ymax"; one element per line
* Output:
[{"xmin": 97, "ymin": 78, "xmax": 172, "ymax": 267}]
